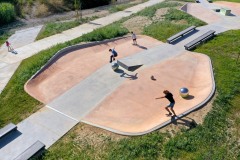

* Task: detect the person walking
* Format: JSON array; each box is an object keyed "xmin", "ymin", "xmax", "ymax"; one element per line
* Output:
[
  {"xmin": 131, "ymin": 31, "xmax": 137, "ymax": 45},
  {"xmin": 156, "ymin": 90, "xmax": 177, "ymax": 116},
  {"xmin": 109, "ymin": 47, "xmax": 118, "ymax": 63},
  {"xmin": 6, "ymin": 41, "xmax": 14, "ymax": 52}
]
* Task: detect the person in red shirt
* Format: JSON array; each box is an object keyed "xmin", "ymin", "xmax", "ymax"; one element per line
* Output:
[
  {"xmin": 156, "ymin": 90, "xmax": 177, "ymax": 116},
  {"xmin": 6, "ymin": 41, "xmax": 14, "ymax": 52}
]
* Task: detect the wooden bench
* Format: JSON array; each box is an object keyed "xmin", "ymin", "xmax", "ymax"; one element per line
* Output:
[
  {"xmin": 167, "ymin": 26, "xmax": 196, "ymax": 44},
  {"xmin": 184, "ymin": 30, "xmax": 215, "ymax": 50},
  {"xmin": 14, "ymin": 141, "xmax": 45, "ymax": 160},
  {"xmin": 0, "ymin": 123, "xmax": 17, "ymax": 139}
]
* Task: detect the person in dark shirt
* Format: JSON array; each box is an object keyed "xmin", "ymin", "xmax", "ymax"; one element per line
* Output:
[
  {"xmin": 109, "ymin": 47, "xmax": 118, "ymax": 63},
  {"xmin": 156, "ymin": 90, "xmax": 176, "ymax": 116}
]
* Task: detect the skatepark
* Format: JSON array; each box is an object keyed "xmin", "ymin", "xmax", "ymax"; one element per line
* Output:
[{"xmin": 0, "ymin": 0, "xmax": 240, "ymax": 159}]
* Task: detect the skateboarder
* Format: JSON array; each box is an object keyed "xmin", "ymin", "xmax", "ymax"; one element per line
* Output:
[
  {"xmin": 6, "ymin": 41, "xmax": 14, "ymax": 52},
  {"xmin": 109, "ymin": 47, "xmax": 118, "ymax": 63},
  {"xmin": 131, "ymin": 31, "xmax": 137, "ymax": 45},
  {"xmin": 156, "ymin": 90, "xmax": 177, "ymax": 116}
]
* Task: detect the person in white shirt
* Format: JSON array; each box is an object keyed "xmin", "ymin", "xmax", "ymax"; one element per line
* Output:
[{"xmin": 131, "ymin": 31, "xmax": 137, "ymax": 45}]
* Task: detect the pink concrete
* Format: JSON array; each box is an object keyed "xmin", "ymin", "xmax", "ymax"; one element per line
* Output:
[
  {"xmin": 185, "ymin": 3, "xmax": 222, "ymax": 23},
  {"xmin": 25, "ymin": 36, "xmax": 162, "ymax": 104},
  {"xmin": 214, "ymin": 1, "xmax": 240, "ymax": 16},
  {"xmin": 83, "ymin": 52, "xmax": 214, "ymax": 134}
]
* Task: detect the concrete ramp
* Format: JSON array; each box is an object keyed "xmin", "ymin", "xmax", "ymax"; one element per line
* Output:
[{"xmin": 181, "ymin": 3, "xmax": 222, "ymax": 24}]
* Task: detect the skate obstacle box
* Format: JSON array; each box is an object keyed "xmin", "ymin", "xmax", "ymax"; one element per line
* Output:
[
  {"xmin": 184, "ymin": 30, "xmax": 215, "ymax": 50},
  {"xmin": 0, "ymin": 123, "xmax": 17, "ymax": 139},
  {"xmin": 14, "ymin": 140, "xmax": 45, "ymax": 160},
  {"xmin": 167, "ymin": 26, "xmax": 196, "ymax": 44},
  {"xmin": 117, "ymin": 58, "xmax": 142, "ymax": 72},
  {"xmin": 220, "ymin": 8, "xmax": 231, "ymax": 16}
]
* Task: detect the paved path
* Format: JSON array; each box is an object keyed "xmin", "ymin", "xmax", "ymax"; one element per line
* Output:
[{"xmin": 1, "ymin": 0, "xmax": 240, "ymax": 159}]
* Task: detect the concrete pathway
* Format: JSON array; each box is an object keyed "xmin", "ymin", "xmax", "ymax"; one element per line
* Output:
[{"xmin": 1, "ymin": 0, "xmax": 240, "ymax": 159}]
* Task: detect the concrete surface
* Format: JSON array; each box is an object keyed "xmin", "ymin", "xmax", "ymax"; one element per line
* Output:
[
  {"xmin": 83, "ymin": 52, "xmax": 214, "ymax": 134},
  {"xmin": 0, "ymin": 107, "xmax": 77, "ymax": 160}
]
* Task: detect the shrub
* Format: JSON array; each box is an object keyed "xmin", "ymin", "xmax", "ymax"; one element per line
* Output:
[{"xmin": 0, "ymin": 2, "xmax": 16, "ymax": 25}]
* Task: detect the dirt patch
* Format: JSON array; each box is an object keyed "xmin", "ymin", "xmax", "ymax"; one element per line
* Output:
[
  {"xmin": 73, "ymin": 123, "xmax": 127, "ymax": 147},
  {"xmin": 152, "ymin": 8, "xmax": 169, "ymax": 21},
  {"xmin": 123, "ymin": 16, "xmax": 152, "ymax": 34},
  {"xmin": 173, "ymin": 19, "xmax": 188, "ymax": 25}
]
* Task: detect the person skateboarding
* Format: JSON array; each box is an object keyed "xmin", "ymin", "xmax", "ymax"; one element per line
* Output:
[
  {"xmin": 156, "ymin": 90, "xmax": 177, "ymax": 116},
  {"xmin": 109, "ymin": 47, "xmax": 118, "ymax": 63}
]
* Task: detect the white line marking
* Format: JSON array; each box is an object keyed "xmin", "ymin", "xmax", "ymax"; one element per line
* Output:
[{"xmin": 46, "ymin": 105, "xmax": 79, "ymax": 122}]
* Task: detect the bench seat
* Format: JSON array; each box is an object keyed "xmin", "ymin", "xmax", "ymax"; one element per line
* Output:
[
  {"xmin": 167, "ymin": 26, "xmax": 196, "ymax": 44},
  {"xmin": 0, "ymin": 123, "xmax": 17, "ymax": 139},
  {"xmin": 184, "ymin": 30, "xmax": 215, "ymax": 50},
  {"xmin": 14, "ymin": 141, "xmax": 45, "ymax": 160}
]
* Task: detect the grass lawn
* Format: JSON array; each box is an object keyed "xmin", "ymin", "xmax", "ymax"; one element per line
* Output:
[
  {"xmin": 0, "ymin": 30, "xmax": 13, "ymax": 46},
  {"xmin": 36, "ymin": 17, "xmax": 98, "ymax": 40},
  {"xmin": 143, "ymin": 8, "xmax": 206, "ymax": 42}
]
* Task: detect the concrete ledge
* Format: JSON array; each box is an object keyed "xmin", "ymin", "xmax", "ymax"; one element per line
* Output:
[
  {"xmin": 0, "ymin": 123, "xmax": 17, "ymax": 139},
  {"xmin": 14, "ymin": 140, "xmax": 45, "ymax": 160}
]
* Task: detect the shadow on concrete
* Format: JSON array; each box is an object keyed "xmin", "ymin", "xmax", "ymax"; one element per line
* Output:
[
  {"xmin": 115, "ymin": 68, "xmax": 138, "ymax": 80},
  {"xmin": 171, "ymin": 29, "xmax": 199, "ymax": 45},
  {"xmin": 125, "ymin": 10, "xmax": 132, "ymax": 13},
  {"xmin": 0, "ymin": 130, "xmax": 22, "ymax": 149},
  {"xmin": 227, "ymin": 13, "xmax": 236, "ymax": 17},
  {"xmin": 88, "ymin": 21, "xmax": 102, "ymax": 25},
  {"xmin": 171, "ymin": 116, "xmax": 197, "ymax": 130},
  {"xmin": 135, "ymin": 44, "xmax": 148, "ymax": 50}
]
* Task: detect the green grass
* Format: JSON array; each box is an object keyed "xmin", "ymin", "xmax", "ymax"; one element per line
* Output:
[
  {"xmin": 0, "ymin": 23, "xmax": 128, "ymax": 128},
  {"xmin": 136, "ymin": 2, "xmax": 182, "ymax": 18},
  {"xmin": 0, "ymin": 30, "xmax": 13, "ymax": 46},
  {"xmin": 143, "ymin": 9, "xmax": 206, "ymax": 42},
  {"xmin": 36, "ymin": 17, "xmax": 98, "ymax": 40},
  {"xmin": 108, "ymin": 0, "xmax": 149, "ymax": 13}
]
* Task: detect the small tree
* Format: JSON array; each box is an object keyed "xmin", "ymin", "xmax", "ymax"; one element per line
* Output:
[{"xmin": 74, "ymin": 0, "xmax": 81, "ymax": 21}]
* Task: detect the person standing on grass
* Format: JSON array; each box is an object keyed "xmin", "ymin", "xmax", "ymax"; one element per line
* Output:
[
  {"xmin": 6, "ymin": 41, "xmax": 14, "ymax": 52},
  {"xmin": 131, "ymin": 31, "xmax": 137, "ymax": 45},
  {"xmin": 156, "ymin": 90, "xmax": 177, "ymax": 117},
  {"xmin": 109, "ymin": 47, "xmax": 118, "ymax": 63}
]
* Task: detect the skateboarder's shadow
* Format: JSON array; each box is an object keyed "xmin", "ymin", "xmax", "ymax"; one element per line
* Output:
[{"xmin": 115, "ymin": 69, "xmax": 138, "ymax": 80}]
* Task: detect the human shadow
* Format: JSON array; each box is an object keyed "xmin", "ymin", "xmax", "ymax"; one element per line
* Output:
[
  {"xmin": 171, "ymin": 117, "xmax": 197, "ymax": 130},
  {"xmin": 114, "ymin": 68, "xmax": 138, "ymax": 80},
  {"xmin": 0, "ymin": 130, "xmax": 22, "ymax": 149},
  {"xmin": 171, "ymin": 29, "xmax": 199, "ymax": 45},
  {"xmin": 134, "ymin": 44, "xmax": 148, "ymax": 50}
]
